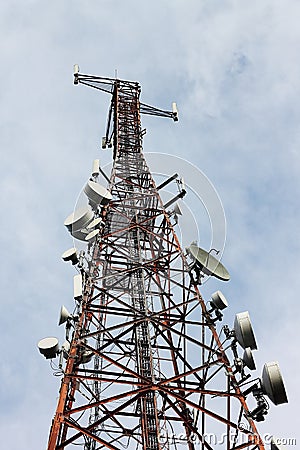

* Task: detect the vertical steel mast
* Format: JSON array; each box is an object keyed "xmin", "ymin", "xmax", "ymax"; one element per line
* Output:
[{"xmin": 41, "ymin": 70, "xmax": 288, "ymax": 450}]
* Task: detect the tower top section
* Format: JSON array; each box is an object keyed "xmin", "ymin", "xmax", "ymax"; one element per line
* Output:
[
  {"xmin": 73, "ymin": 64, "xmax": 179, "ymax": 117},
  {"xmin": 73, "ymin": 65, "xmax": 178, "ymax": 160}
]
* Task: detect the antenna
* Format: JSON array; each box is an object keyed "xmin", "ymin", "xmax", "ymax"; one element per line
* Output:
[
  {"xmin": 243, "ymin": 347, "xmax": 256, "ymax": 370},
  {"xmin": 73, "ymin": 274, "xmax": 82, "ymax": 300},
  {"xmin": 58, "ymin": 305, "xmax": 72, "ymax": 326},
  {"xmin": 172, "ymin": 102, "xmax": 179, "ymax": 121},
  {"xmin": 86, "ymin": 217, "xmax": 103, "ymax": 230},
  {"xmin": 211, "ymin": 290, "xmax": 228, "ymax": 310},
  {"xmin": 234, "ymin": 311, "xmax": 258, "ymax": 350},
  {"xmin": 38, "ymin": 337, "xmax": 59, "ymax": 359},
  {"xmin": 91, "ymin": 159, "xmax": 100, "ymax": 177},
  {"xmin": 73, "ymin": 64, "xmax": 79, "ymax": 84},
  {"xmin": 262, "ymin": 361, "xmax": 288, "ymax": 405},
  {"xmin": 84, "ymin": 180, "xmax": 112, "ymax": 206},
  {"xmin": 85, "ymin": 229, "xmax": 100, "ymax": 242},
  {"xmin": 173, "ymin": 202, "xmax": 182, "ymax": 216},
  {"xmin": 64, "ymin": 207, "xmax": 94, "ymax": 236},
  {"xmin": 61, "ymin": 248, "xmax": 79, "ymax": 265},
  {"xmin": 187, "ymin": 242, "xmax": 230, "ymax": 281}
]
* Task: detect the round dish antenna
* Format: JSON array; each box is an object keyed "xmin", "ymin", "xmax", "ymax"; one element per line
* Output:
[
  {"xmin": 87, "ymin": 217, "xmax": 103, "ymax": 230},
  {"xmin": 64, "ymin": 207, "xmax": 94, "ymax": 233},
  {"xmin": 211, "ymin": 291, "xmax": 228, "ymax": 310},
  {"xmin": 84, "ymin": 180, "xmax": 112, "ymax": 206},
  {"xmin": 261, "ymin": 362, "xmax": 288, "ymax": 405},
  {"xmin": 243, "ymin": 347, "xmax": 256, "ymax": 371},
  {"xmin": 85, "ymin": 229, "xmax": 100, "ymax": 242},
  {"xmin": 70, "ymin": 229, "xmax": 89, "ymax": 242},
  {"xmin": 187, "ymin": 243, "xmax": 230, "ymax": 281},
  {"xmin": 38, "ymin": 337, "xmax": 59, "ymax": 359},
  {"xmin": 62, "ymin": 248, "xmax": 79, "ymax": 265},
  {"xmin": 234, "ymin": 311, "xmax": 257, "ymax": 350}
]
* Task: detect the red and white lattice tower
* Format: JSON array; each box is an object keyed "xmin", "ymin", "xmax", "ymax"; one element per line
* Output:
[{"xmin": 38, "ymin": 69, "xmax": 288, "ymax": 450}]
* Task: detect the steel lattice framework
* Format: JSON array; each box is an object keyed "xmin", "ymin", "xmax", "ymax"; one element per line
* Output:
[{"xmin": 46, "ymin": 73, "xmax": 266, "ymax": 450}]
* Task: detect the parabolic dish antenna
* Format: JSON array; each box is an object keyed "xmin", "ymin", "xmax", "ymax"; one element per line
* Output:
[
  {"xmin": 38, "ymin": 337, "xmax": 59, "ymax": 359},
  {"xmin": 262, "ymin": 361, "xmax": 288, "ymax": 405},
  {"xmin": 187, "ymin": 243, "xmax": 230, "ymax": 281},
  {"xmin": 84, "ymin": 180, "xmax": 112, "ymax": 206},
  {"xmin": 61, "ymin": 248, "xmax": 79, "ymax": 265},
  {"xmin": 70, "ymin": 229, "xmax": 89, "ymax": 242},
  {"xmin": 87, "ymin": 217, "xmax": 103, "ymax": 230},
  {"xmin": 234, "ymin": 311, "xmax": 258, "ymax": 350},
  {"xmin": 64, "ymin": 207, "xmax": 94, "ymax": 233},
  {"xmin": 85, "ymin": 229, "xmax": 100, "ymax": 242},
  {"xmin": 211, "ymin": 290, "xmax": 228, "ymax": 310},
  {"xmin": 243, "ymin": 347, "xmax": 256, "ymax": 371}
]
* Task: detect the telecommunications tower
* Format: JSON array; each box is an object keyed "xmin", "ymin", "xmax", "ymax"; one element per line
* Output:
[{"xmin": 38, "ymin": 67, "xmax": 288, "ymax": 450}]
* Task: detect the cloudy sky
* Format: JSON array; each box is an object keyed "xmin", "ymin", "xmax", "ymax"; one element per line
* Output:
[{"xmin": 1, "ymin": 1, "xmax": 299, "ymax": 448}]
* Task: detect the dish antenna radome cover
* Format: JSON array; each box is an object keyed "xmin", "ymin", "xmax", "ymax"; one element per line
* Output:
[
  {"xmin": 85, "ymin": 229, "xmax": 100, "ymax": 242},
  {"xmin": 64, "ymin": 207, "xmax": 93, "ymax": 232},
  {"xmin": 262, "ymin": 361, "xmax": 288, "ymax": 405},
  {"xmin": 62, "ymin": 248, "xmax": 79, "ymax": 265},
  {"xmin": 234, "ymin": 311, "xmax": 257, "ymax": 350},
  {"xmin": 84, "ymin": 180, "xmax": 112, "ymax": 206},
  {"xmin": 243, "ymin": 347, "xmax": 256, "ymax": 371},
  {"xmin": 87, "ymin": 217, "xmax": 102, "ymax": 230},
  {"xmin": 211, "ymin": 291, "xmax": 228, "ymax": 310},
  {"xmin": 70, "ymin": 228, "xmax": 89, "ymax": 242},
  {"xmin": 38, "ymin": 337, "xmax": 59, "ymax": 359}
]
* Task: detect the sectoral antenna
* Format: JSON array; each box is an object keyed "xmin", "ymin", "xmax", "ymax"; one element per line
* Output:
[{"xmin": 90, "ymin": 158, "xmax": 110, "ymax": 183}]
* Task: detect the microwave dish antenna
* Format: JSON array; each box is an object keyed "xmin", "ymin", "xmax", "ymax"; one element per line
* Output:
[
  {"xmin": 234, "ymin": 311, "xmax": 258, "ymax": 350},
  {"xmin": 262, "ymin": 361, "xmax": 288, "ymax": 405},
  {"xmin": 187, "ymin": 243, "xmax": 230, "ymax": 281}
]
